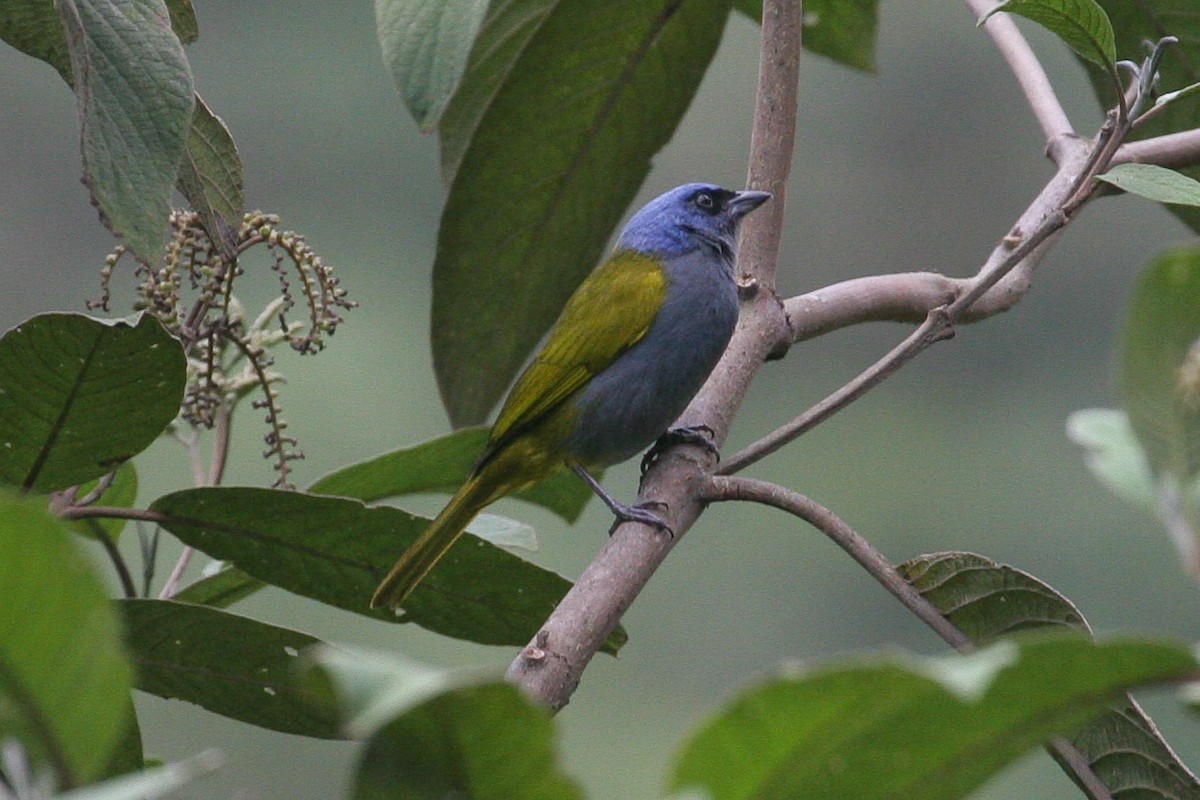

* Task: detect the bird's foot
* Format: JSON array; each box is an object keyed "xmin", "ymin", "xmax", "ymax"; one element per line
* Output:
[
  {"xmin": 607, "ymin": 500, "xmax": 673, "ymax": 538},
  {"xmin": 640, "ymin": 425, "xmax": 719, "ymax": 476}
]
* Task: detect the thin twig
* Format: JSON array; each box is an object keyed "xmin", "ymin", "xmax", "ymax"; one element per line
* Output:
[
  {"xmin": 59, "ymin": 505, "xmax": 170, "ymax": 525},
  {"xmin": 707, "ymin": 475, "xmax": 1115, "ymax": 799},
  {"xmin": 1051, "ymin": 737, "xmax": 1116, "ymax": 800},
  {"xmin": 159, "ymin": 548, "xmax": 195, "ymax": 599},
  {"xmin": 73, "ymin": 470, "xmax": 116, "ymax": 507},
  {"xmin": 208, "ymin": 402, "xmax": 233, "ymax": 487},
  {"xmin": 706, "ymin": 476, "xmax": 971, "ymax": 647},
  {"xmin": 138, "ymin": 522, "xmax": 159, "ymax": 598},
  {"xmin": 173, "ymin": 427, "xmax": 208, "ymax": 487},
  {"xmin": 85, "ymin": 519, "xmax": 137, "ymax": 599},
  {"xmin": 719, "ymin": 140, "xmax": 1090, "ymax": 474}
]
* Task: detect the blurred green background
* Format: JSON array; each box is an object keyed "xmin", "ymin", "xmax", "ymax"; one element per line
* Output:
[{"xmin": 2, "ymin": 3, "xmax": 1198, "ymax": 798}]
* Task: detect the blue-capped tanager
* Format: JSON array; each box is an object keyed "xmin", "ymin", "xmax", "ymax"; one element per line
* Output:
[{"xmin": 371, "ymin": 183, "xmax": 771, "ymax": 608}]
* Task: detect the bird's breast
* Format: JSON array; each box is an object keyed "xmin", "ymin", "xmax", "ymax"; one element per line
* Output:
[{"xmin": 564, "ymin": 248, "xmax": 738, "ymax": 467}]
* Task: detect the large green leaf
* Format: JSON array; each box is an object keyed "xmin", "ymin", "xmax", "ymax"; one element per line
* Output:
[
  {"xmin": 374, "ymin": 0, "xmax": 488, "ymax": 131},
  {"xmin": 899, "ymin": 552, "xmax": 1200, "ymax": 798},
  {"xmin": 58, "ymin": 0, "xmax": 195, "ymax": 263},
  {"xmin": 670, "ymin": 633, "xmax": 1196, "ymax": 800},
  {"xmin": 432, "ymin": 0, "xmax": 732, "ymax": 425},
  {"xmin": 0, "ymin": 313, "xmax": 186, "ymax": 493},
  {"xmin": 308, "ymin": 647, "xmax": 581, "ymax": 800},
  {"xmin": 1119, "ymin": 248, "xmax": 1200, "ymax": 480},
  {"xmin": 979, "ymin": 0, "xmax": 1116, "ymax": 73},
  {"xmin": 733, "ymin": 0, "xmax": 878, "ymax": 71},
  {"xmin": 175, "ymin": 93, "xmax": 244, "ymax": 258},
  {"xmin": 309, "ymin": 427, "xmax": 593, "ymax": 522},
  {"xmin": 355, "ymin": 682, "xmax": 582, "ymax": 800},
  {"xmin": 0, "ymin": 493, "xmax": 133, "ymax": 788},
  {"xmin": 120, "ymin": 599, "xmax": 342, "ymax": 739},
  {"xmin": 1, "ymin": 0, "xmax": 196, "ymax": 80},
  {"xmin": 0, "ymin": 0, "xmax": 74, "ymax": 81},
  {"xmin": 1089, "ymin": 0, "xmax": 1200, "ymax": 232},
  {"xmin": 149, "ymin": 487, "xmax": 626, "ymax": 652},
  {"xmin": 2, "ymin": 1, "xmax": 238, "ymax": 252}
]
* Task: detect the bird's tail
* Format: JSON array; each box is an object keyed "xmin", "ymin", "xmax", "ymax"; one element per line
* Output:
[{"xmin": 370, "ymin": 475, "xmax": 491, "ymax": 609}]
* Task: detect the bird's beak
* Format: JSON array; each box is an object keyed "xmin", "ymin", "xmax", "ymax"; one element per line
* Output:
[{"xmin": 729, "ymin": 189, "xmax": 772, "ymax": 218}]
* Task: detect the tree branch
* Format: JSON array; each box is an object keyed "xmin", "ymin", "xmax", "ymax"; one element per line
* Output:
[
  {"xmin": 1115, "ymin": 128, "xmax": 1200, "ymax": 171},
  {"xmin": 720, "ymin": 133, "xmax": 1092, "ymax": 474},
  {"xmin": 505, "ymin": 0, "xmax": 1198, "ymax": 713},
  {"xmin": 965, "ymin": 0, "xmax": 1074, "ymax": 143},
  {"xmin": 705, "ymin": 475, "xmax": 1115, "ymax": 799},
  {"xmin": 505, "ymin": 0, "xmax": 803, "ymax": 709},
  {"xmin": 706, "ymin": 475, "xmax": 970, "ymax": 647}
]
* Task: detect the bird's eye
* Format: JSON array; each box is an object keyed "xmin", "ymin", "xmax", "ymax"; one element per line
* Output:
[{"xmin": 695, "ymin": 192, "xmax": 715, "ymax": 210}]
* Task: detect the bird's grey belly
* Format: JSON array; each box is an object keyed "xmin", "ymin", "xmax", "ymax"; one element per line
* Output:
[{"xmin": 564, "ymin": 266, "xmax": 737, "ymax": 467}]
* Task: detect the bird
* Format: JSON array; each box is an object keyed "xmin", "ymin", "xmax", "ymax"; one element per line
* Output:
[{"xmin": 371, "ymin": 182, "xmax": 771, "ymax": 608}]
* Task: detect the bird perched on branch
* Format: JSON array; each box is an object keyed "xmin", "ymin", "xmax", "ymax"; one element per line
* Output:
[{"xmin": 371, "ymin": 182, "xmax": 771, "ymax": 609}]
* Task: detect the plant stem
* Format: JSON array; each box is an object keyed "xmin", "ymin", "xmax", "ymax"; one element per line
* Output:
[
  {"xmin": 60, "ymin": 505, "xmax": 170, "ymax": 525},
  {"xmin": 706, "ymin": 475, "xmax": 970, "ymax": 647},
  {"xmin": 86, "ymin": 519, "xmax": 137, "ymax": 599}
]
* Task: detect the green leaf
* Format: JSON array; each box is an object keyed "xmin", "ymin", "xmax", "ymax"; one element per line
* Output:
[
  {"xmin": 148, "ymin": 487, "xmax": 626, "ymax": 652},
  {"xmin": 670, "ymin": 633, "xmax": 1196, "ymax": 800},
  {"xmin": 1087, "ymin": 1, "xmax": 1200, "ymax": 232},
  {"xmin": 175, "ymin": 94, "xmax": 244, "ymax": 259},
  {"xmin": 899, "ymin": 552, "xmax": 1200, "ymax": 798},
  {"xmin": 355, "ymin": 682, "xmax": 582, "ymax": 800},
  {"xmin": 1066, "ymin": 408, "xmax": 1157, "ymax": 508},
  {"xmin": 119, "ymin": 599, "xmax": 343, "ymax": 739},
  {"xmin": 433, "ymin": 0, "xmax": 732, "ymax": 425},
  {"xmin": 0, "ymin": 0, "xmax": 75, "ymax": 81},
  {"xmin": 58, "ymin": 751, "xmax": 222, "ymax": 800},
  {"xmin": 309, "ymin": 427, "xmax": 594, "ymax": 522},
  {"xmin": 304, "ymin": 646, "xmax": 458, "ymax": 737},
  {"xmin": 0, "ymin": 313, "xmax": 187, "ymax": 493},
  {"xmin": 733, "ymin": 0, "xmax": 879, "ymax": 72},
  {"xmin": 307, "ymin": 647, "xmax": 582, "ymax": 800},
  {"xmin": 1, "ymin": 2, "xmax": 232, "ymax": 248},
  {"xmin": 1071, "ymin": 409, "xmax": 1200, "ymax": 578},
  {"xmin": 1, "ymin": 0, "xmax": 194, "ymax": 82},
  {"xmin": 58, "ymin": 0, "xmax": 196, "ymax": 263},
  {"xmin": 100, "ymin": 705, "xmax": 145, "ymax": 780},
  {"xmin": 164, "ymin": 0, "xmax": 197, "ymax": 45},
  {"xmin": 69, "ymin": 462, "xmax": 139, "ymax": 542},
  {"xmin": 979, "ymin": 0, "xmax": 1116, "ymax": 73},
  {"xmin": 374, "ymin": 0, "xmax": 488, "ymax": 131},
  {"xmin": 898, "ymin": 552, "xmax": 1088, "ymax": 642},
  {"xmin": 1099, "ymin": 163, "xmax": 1200, "ymax": 207},
  {"xmin": 0, "ymin": 492, "xmax": 133, "ymax": 788},
  {"xmin": 172, "ymin": 564, "xmax": 264, "ymax": 608},
  {"xmin": 1119, "ymin": 247, "xmax": 1200, "ymax": 480}
]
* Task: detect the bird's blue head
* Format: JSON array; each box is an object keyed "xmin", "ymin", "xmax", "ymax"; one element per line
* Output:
[{"xmin": 615, "ymin": 183, "xmax": 772, "ymax": 259}]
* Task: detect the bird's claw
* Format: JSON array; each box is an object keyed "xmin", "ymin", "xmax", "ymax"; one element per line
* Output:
[
  {"xmin": 640, "ymin": 425, "xmax": 719, "ymax": 476},
  {"xmin": 607, "ymin": 500, "xmax": 673, "ymax": 538}
]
